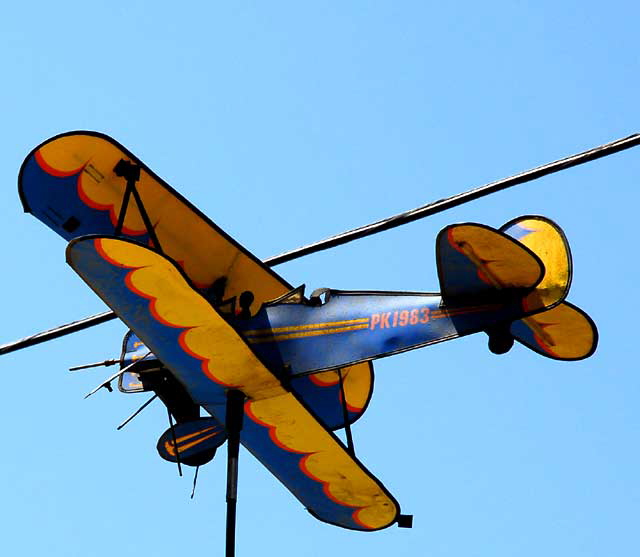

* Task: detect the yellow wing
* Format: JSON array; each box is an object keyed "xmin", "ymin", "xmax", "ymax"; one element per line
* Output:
[
  {"xmin": 67, "ymin": 236, "xmax": 400, "ymax": 530},
  {"xmin": 20, "ymin": 131, "xmax": 374, "ymax": 395}
]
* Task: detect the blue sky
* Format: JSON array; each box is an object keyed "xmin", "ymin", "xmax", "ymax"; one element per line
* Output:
[{"xmin": 0, "ymin": 2, "xmax": 638, "ymax": 556}]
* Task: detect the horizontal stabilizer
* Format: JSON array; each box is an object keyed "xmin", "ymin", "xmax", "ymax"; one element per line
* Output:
[
  {"xmin": 510, "ymin": 302, "xmax": 598, "ymax": 360},
  {"xmin": 437, "ymin": 223, "xmax": 543, "ymax": 304}
]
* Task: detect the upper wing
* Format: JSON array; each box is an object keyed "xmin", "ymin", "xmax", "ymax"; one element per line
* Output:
[
  {"xmin": 19, "ymin": 131, "xmax": 287, "ymax": 312},
  {"xmin": 20, "ymin": 130, "xmax": 373, "ymax": 386},
  {"xmin": 67, "ymin": 236, "xmax": 400, "ymax": 531}
]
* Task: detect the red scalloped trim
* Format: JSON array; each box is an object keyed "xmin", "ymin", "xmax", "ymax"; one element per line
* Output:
[{"xmin": 93, "ymin": 238, "xmax": 236, "ymax": 387}]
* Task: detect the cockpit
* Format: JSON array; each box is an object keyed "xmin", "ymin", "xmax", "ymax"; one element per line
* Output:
[{"xmin": 262, "ymin": 284, "xmax": 332, "ymax": 308}]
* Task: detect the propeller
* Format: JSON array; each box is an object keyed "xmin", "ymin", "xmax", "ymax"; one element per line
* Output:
[
  {"xmin": 83, "ymin": 352, "xmax": 151, "ymax": 398},
  {"xmin": 1, "ymin": 133, "xmax": 639, "ymax": 355}
]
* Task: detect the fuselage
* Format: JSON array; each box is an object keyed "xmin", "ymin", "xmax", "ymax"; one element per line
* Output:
[
  {"xmin": 237, "ymin": 289, "xmax": 523, "ymax": 375},
  {"xmin": 123, "ymin": 287, "xmax": 526, "ymax": 384}
]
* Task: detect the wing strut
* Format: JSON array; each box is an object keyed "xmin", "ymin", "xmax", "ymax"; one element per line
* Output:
[
  {"xmin": 225, "ymin": 389, "xmax": 245, "ymax": 557},
  {"xmin": 113, "ymin": 159, "xmax": 164, "ymax": 253},
  {"xmin": 116, "ymin": 394, "xmax": 158, "ymax": 430},
  {"xmin": 167, "ymin": 408, "xmax": 183, "ymax": 477},
  {"xmin": 2, "ymin": 133, "xmax": 639, "ymax": 356},
  {"xmin": 338, "ymin": 369, "xmax": 355, "ymax": 455}
]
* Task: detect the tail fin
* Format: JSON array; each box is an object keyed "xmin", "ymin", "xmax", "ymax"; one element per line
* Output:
[
  {"xmin": 436, "ymin": 216, "xmax": 598, "ymax": 360},
  {"xmin": 500, "ymin": 216, "xmax": 571, "ymax": 312},
  {"xmin": 501, "ymin": 216, "xmax": 597, "ymax": 360}
]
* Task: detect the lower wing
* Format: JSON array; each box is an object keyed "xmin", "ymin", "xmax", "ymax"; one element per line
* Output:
[{"xmin": 67, "ymin": 235, "xmax": 400, "ymax": 530}]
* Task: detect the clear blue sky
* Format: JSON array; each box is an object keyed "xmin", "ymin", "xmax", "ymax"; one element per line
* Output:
[{"xmin": 1, "ymin": 2, "xmax": 638, "ymax": 556}]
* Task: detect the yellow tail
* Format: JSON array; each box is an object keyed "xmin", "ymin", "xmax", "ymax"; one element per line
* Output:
[
  {"xmin": 501, "ymin": 216, "xmax": 571, "ymax": 312},
  {"xmin": 501, "ymin": 216, "xmax": 597, "ymax": 360}
]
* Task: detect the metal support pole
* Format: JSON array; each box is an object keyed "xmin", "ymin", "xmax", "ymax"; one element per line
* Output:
[{"xmin": 225, "ymin": 389, "xmax": 245, "ymax": 557}]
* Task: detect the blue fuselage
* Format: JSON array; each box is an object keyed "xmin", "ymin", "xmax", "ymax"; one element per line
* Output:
[
  {"xmin": 237, "ymin": 290, "xmax": 521, "ymax": 376},
  {"xmin": 123, "ymin": 289, "xmax": 524, "ymax": 380}
]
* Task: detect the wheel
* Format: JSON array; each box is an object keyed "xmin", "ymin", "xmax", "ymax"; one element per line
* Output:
[{"xmin": 487, "ymin": 327, "xmax": 514, "ymax": 355}]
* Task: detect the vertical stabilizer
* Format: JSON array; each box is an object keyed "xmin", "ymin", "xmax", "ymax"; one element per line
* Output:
[
  {"xmin": 501, "ymin": 216, "xmax": 597, "ymax": 360},
  {"xmin": 501, "ymin": 216, "xmax": 571, "ymax": 312}
]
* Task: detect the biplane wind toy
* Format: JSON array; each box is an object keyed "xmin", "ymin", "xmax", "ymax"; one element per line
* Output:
[{"xmin": 4, "ymin": 131, "xmax": 640, "ymax": 556}]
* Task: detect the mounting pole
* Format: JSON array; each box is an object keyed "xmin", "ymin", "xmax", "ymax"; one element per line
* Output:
[{"xmin": 225, "ymin": 389, "xmax": 245, "ymax": 557}]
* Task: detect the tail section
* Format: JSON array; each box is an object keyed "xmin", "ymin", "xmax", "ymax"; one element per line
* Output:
[
  {"xmin": 500, "ymin": 216, "xmax": 571, "ymax": 312},
  {"xmin": 510, "ymin": 302, "xmax": 598, "ymax": 360},
  {"xmin": 436, "ymin": 223, "xmax": 544, "ymax": 304},
  {"xmin": 437, "ymin": 216, "xmax": 597, "ymax": 360},
  {"xmin": 500, "ymin": 216, "xmax": 597, "ymax": 360}
]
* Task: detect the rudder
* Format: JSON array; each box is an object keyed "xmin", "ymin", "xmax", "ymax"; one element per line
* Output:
[{"xmin": 501, "ymin": 216, "xmax": 571, "ymax": 312}]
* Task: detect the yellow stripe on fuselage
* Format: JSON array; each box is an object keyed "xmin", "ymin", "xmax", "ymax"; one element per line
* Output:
[
  {"xmin": 431, "ymin": 304, "xmax": 499, "ymax": 319},
  {"xmin": 244, "ymin": 304, "xmax": 505, "ymax": 345},
  {"xmin": 244, "ymin": 317, "xmax": 370, "ymax": 338},
  {"xmin": 246, "ymin": 323, "xmax": 370, "ymax": 344}
]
